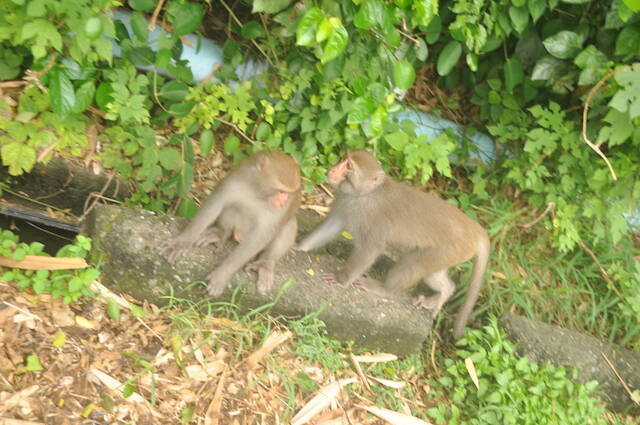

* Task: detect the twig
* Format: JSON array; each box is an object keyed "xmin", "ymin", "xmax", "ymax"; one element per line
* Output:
[
  {"xmin": 214, "ymin": 117, "xmax": 257, "ymax": 145},
  {"xmin": 147, "ymin": 0, "xmax": 166, "ymax": 30},
  {"xmin": 349, "ymin": 352, "xmax": 372, "ymax": 393},
  {"xmin": 601, "ymin": 351, "xmax": 638, "ymax": 404},
  {"xmin": 300, "ymin": 204, "xmax": 330, "ymax": 215},
  {"xmin": 0, "ymin": 81, "xmax": 27, "ymax": 89},
  {"xmin": 79, "ymin": 174, "xmax": 115, "ymax": 221},
  {"xmin": 581, "ymin": 65, "xmax": 640, "ymax": 181},
  {"xmin": 218, "ymin": 0, "xmax": 275, "ymax": 68},
  {"xmin": 520, "ymin": 202, "xmax": 555, "ymax": 228},
  {"xmin": 318, "ymin": 183, "xmax": 334, "ymax": 199},
  {"xmin": 577, "ymin": 239, "xmax": 622, "ymax": 299}
]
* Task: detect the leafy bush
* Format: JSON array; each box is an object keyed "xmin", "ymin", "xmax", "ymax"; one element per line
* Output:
[
  {"xmin": 0, "ymin": 230, "xmax": 99, "ymax": 303},
  {"xmin": 428, "ymin": 318, "xmax": 607, "ymax": 425}
]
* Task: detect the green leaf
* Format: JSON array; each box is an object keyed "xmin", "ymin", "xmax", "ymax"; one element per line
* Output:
[
  {"xmin": 531, "ymin": 56, "xmax": 564, "ymax": 80},
  {"xmin": 177, "ymin": 163, "xmax": 193, "ymax": 197},
  {"xmin": 354, "ymin": 0, "xmax": 384, "ymax": 29},
  {"xmin": 424, "ymin": 15, "xmax": 441, "ymax": 44},
  {"xmin": 509, "ymin": 6, "xmax": 529, "ymax": 33},
  {"xmin": 241, "ymin": 21, "xmax": 265, "ymax": 40},
  {"xmin": 347, "ymin": 96, "xmax": 375, "ymax": 124},
  {"xmin": 200, "ymin": 130, "xmax": 214, "ymax": 156},
  {"xmin": 528, "ymin": 0, "xmax": 546, "ymax": 22},
  {"xmin": 22, "ymin": 354, "xmax": 44, "ymax": 373},
  {"xmin": 466, "ymin": 52, "xmax": 478, "ymax": 71},
  {"xmin": 26, "ymin": 0, "xmax": 46, "ymax": 17},
  {"xmin": 392, "ymin": 60, "xmax": 416, "ymax": 89},
  {"xmin": 623, "ymin": 0, "xmax": 640, "ymax": 11},
  {"xmin": 168, "ymin": 101, "xmax": 197, "ymax": 117},
  {"xmin": 21, "ymin": 19, "xmax": 62, "ymax": 59},
  {"xmin": 615, "ymin": 26, "xmax": 640, "ymax": 56},
  {"xmin": 543, "ymin": 31, "xmax": 583, "ymax": 59},
  {"xmin": 316, "ymin": 18, "xmax": 333, "ymax": 43},
  {"xmin": 385, "ymin": 131, "xmax": 409, "ymax": 150},
  {"xmin": 437, "ymin": 41, "xmax": 462, "ymax": 76},
  {"xmin": 413, "ymin": 0, "xmax": 438, "ymax": 26},
  {"xmin": 560, "ymin": 0, "xmax": 588, "ymax": 3},
  {"xmin": 574, "ymin": 45, "xmax": 607, "ymax": 86},
  {"xmin": 224, "ymin": 134, "xmax": 241, "ymax": 154},
  {"xmin": 84, "ymin": 17, "xmax": 103, "ymax": 39},
  {"xmin": 107, "ymin": 298, "xmax": 121, "ymax": 322},
  {"xmin": 52, "ymin": 331, "xmax": 66, "ymax": 348},
  {"xmin": 130, "ymin": 12, "xmax": 149, "ymax": 42},
  {"xmin": 167, "ymin": 1, "xmax": 204, "ymax": 36},
  {"xmin": 178, "ymin": 198, "xmax": 198, "ymax": 218},
  {"xmin": 49, "ymin": 67, "xmax": 75, "ymax": 118},
  {"xmin": 320, "ymin": 25, "xmax": 347, "ymax": 63},
  {"xmin": 252, "ymin": 0, "xmax": 292, "ymax": 13},
  {"xmin": 370, "ymin": 106, "xmax": 387, "ymax": 135},
  {"xmin": 95, "ymin": 82, "xmax": 114, "ymax": 110},
  {"xmin": 128, "ymin": 47, "xmax": 155, "ymax": 67},
  {"xmin": 158, "ymin": 81, "xmax": 189, "ymax": 102},
  {"xmin": 504, "ymin": 58, "xmax": 524, "ymax": 93},
  {"xmin": 296, "ymin": 7, "xmax": 324, "ymax": 46},
  {"xmin": 159, "ymin": 148, "xmax": 182, "ymax": 171},
  {"xmin": 129, "ymin": 0, "xmax": 155, "ymax": 11},
  {"xmin": 255, "ymin": 122, "xmax": 271, "ymax": 141},
  {"xmin": 72, "ymin": 81, "xmax": 96, "ymax": 114}
]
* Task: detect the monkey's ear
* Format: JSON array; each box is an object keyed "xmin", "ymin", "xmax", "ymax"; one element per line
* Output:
[
  {"xmin": 256, "ymin": 153, "xmax": 270, "ymax": 172},
  {"xmin": 371, "ymin": 170, "xmax": 385, "ymax": 184}
]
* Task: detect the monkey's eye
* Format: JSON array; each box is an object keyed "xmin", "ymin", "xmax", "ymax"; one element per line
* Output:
[{"xmin": 345, "ymin": 159, "xmax": 354, "ymax": 171}]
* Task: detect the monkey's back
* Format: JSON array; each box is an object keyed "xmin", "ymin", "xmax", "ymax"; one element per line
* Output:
[{"xmin": 344, "ymin": 179, "xmax": 486, "ymax": 257}]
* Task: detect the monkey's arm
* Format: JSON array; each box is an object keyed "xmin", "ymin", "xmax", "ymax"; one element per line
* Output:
[
  {"xmin": 206, "ymin": 227, "xmax": 275, "ymax": 296},
  {"xmin": 336, "ymin": 242, "xmax": 384, "ymax": 286},
  {"xmin": 162, "ymin": 184, "xmax": 235, "ymax": 263},
  {"xmin": 296, "ymin": 214, "xmax": 344, "ymax": 252}
]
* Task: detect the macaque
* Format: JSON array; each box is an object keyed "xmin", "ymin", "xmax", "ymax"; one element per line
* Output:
[
  {"xmin": 162, "ymin": 151, "xmax": 301, "ymax": 296},
  {"xmin": 296, "ymin": 150, "xmax": 490, "ymax": 339}
]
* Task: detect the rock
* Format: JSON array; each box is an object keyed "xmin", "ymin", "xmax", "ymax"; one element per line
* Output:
[
  {"xmin": 82, "ymin": 204, "xmax": 433, "ymax": 355},
  {"xmin": 500, "ymin": 313, "xmax": 640, "ymax": 413}
]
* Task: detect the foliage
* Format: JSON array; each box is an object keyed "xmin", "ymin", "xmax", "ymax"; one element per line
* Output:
[
  {"xmin": 428, "ymin": 318, "xmax": 607, "ymax": 425},
  {"xmin": 0, "ymin": 229, "xmax": 99, "ymax": 303}
]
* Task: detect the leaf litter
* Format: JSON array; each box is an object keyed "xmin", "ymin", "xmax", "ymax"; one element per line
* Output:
[{"xmin": 0, "ymin": 280, "xmax": 433, "ymax": 424}]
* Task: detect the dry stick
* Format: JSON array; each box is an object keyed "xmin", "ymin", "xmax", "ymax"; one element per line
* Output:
[
  {"xmin": 581, "ymin": 65, "xmax": 640, "ymax": 181},
  {"xmin": 218, "ymin": 0, "xmax": 275, "ymax": 68},
  {"xmin": 79, "ymin": 174, "xmax": 115, "ymax": 222},
  {"xmin": 577, "ymin": 239, "xmax": 622, "ymax": 299},
  {"xmin": 349, "ymin": 352, "xmax": 372, "ymax": 394},
  {"xmin": 214, "ymin": 117, "xmax": 257, "ymax": 145},
  {"xmin": 520, "ymin": 202, "xmax": 555, "ymax": 228},
  {"xmin": 147, "ymin": 0, "xmax": 166, "ymax": 30},
  {"xmin": 601, "ymin": 351, "xmax": 638, "ymax": 404}
]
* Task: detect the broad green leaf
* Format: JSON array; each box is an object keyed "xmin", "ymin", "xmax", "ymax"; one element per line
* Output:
[
  {"xmin": 129, "ymin": 0, "xmax": 155, "ymax": 11},
  {"xmin": 560, "ymin": 0, "xmax": 588, "ymax": 3},
  {"xmin": 528, "ymin": 0, "xmax": 546, "ymax": 22},
  {"xmin": 181, "ymin": 134, "xmax": 194, "ymax": 165},
  {"xmin": 241, "ymin": 21, "xmax": 265, "ymax": 40},
  {"xmin": 531, "ymin": 56, "xmax": 564, "ymax": 80},
  {"xmin": 347, "ymin": 96, "xmax": 375, "ymax": 124},
  {"xmin": 574, "ymin": 45, "xmax": 607, "ymax": 86},
  {"xmin": 21, "ymin": 19, "xmax": 62, "ymax": 58},
  {"xmin": 107, "ymin": 298, "xmax": 121, "ymax": 322},
  {"xmin": 177, "ymin": 163, "xmax": 194, "ymax": 197},
  {"xmin": 504, "ymin": 58, "xmax": 524, "ymax": 93},
  {"xmin": 615, "ymin": 26, "xmax": 640, "ymax": 56},
  {"xmin": 255, "ymin": 122, "xmax": 271, "ymax": 141},
  {"xmin": 130, "ymin": 12, "xmax": 149, "ymax": 42},
  {"xmin": 26, "ymin": 0, "xmax": 46, "ymax": 17},
  {"xmin": 49, "ymin": 67, "xmax": 75, "ymax": 118},
  {"xmin": 392, "ymin": 60, "xmax": 416, "ymax": 89},
  {"xmin": 413, "ymin": 0, "xmax": 438, "ymax": 26},
  {"xmin": 159, "ymin": 147, "xmax": 181, "ymax": 171},
  {"xmin": 436, "ymin": 41, "xmax": 462, "ymax": 76},
  {"xmin": 72, "ymin": 81, "xmax": 96, "ymax": 113},
  {"xmin": 158, "ymin": 81, "xmax": 189, "ymax": 102},
  {"xmin": 168, "ymin": 101, "xmax": 197, "ymax": 117},
  {"xmin": 316, "ymin": 18, "xmax": 333, "ymax": 43},
  {"xmin": 167, "ymin": 1, "xmax": 204, "ymax": 36},
  {"xmin": 95, "ymin": 82, "xmax": 114, "ymax": 110},
  {"xmin": 296, "ymin": 7, "xmax": 324, "ymax": 46},
  {"xmin": 424, "ymin": 15, "xmax": 441, "ymax": 44},
  {"xmin": 224, "ymin": 134, "xmax": 241, "ymax": 154},
  {"xmin": 370, "ymin": 106, "xmax": 387, "ymax": 135},
  {"xmin": 466, "ymin": 52, "xmax": 478, "ymax": 71},
  {"xmin": 385, "ymin": 131, "xmax": 409, "ymax": 150},
  {"xmin": 178, "ymin": 198, "xmax": 198, "ymax": 219},
  {"xmin": 320, "ymin": 25, "xmax": 347, "ymax": 63},
  {"xmin": 543, "ymin": 31, "xmax": 583, "ymax": 59},
  {"xmin": 509, "ymin": 6, "xmax": 529, "ymax": 34},
  {"xmin": 623, "ymin": 0, "xmax": 640, "ymax": 11},
  {"xmin": 199, "ymin": 129, "xmax": 214, "ymax": 156},
  {"xmin": 84, "ymin": 17, "xmax": 103, "ymax": 39},
  {"xmin": 128, "ymin": 47, "xmax": 155, "ymax": 67},
  {"xmin": 354, "ymin": 0, "xmax": 384, "ymax": 29},
  {"xmin": 252, "ymin": 0, "xmax": 292, "ymax": 13},
  {"xmin": 416, "ymin": 38, "xmax": 429, "ymax": 61}
]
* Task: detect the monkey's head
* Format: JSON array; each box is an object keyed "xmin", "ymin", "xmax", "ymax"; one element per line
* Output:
[
  {"xmin": 255, "ymin": 151, "xmax": 301, "ymax": 210},
  {"xmin": 328, "ymin": 150, "xmax": 386, "ymax": 196}
]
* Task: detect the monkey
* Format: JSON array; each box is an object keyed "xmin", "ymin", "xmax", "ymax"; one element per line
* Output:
[
  {"xmin": 296, "ymin": 150, "xmax": 490, "ymax": 339},
  {"xmin": 161, "ymin": 151, "xmax": 301, "ymax": 297}
]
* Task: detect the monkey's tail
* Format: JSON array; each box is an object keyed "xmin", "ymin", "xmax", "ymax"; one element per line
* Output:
[{"xmin": 453, "ymin": 234, "xmax": 490, "ymax": 340}]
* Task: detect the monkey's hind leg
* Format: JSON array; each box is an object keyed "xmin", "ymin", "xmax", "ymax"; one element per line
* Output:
[
  {"xmin": 412, "ymin": 270, "xmax": 455, "ymax": 319},
  {"xmin": 246, "ymin": 218, "xmax": 297, "ymax": 295}
]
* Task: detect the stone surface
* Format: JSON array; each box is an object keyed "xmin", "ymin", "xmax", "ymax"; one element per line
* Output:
[
  {"xmin": 500, "ymin": 313, "xmax": 640, "ymax": 413},
  {"xmin": 82, "ymin": 204, "xmax": 433, "ymax": 355}
]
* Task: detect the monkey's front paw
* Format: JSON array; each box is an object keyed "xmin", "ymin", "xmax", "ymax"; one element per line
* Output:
[
  {"xmin": 292, "ymin": 243, "xmax": 308, "ymax": 252},
  {"xmin": 206, "ymin": 271, "xmax": 228, "ymax": 297},
  {"xmin": 322, "ymin": 273, "xmax": 347, "ymax": 287},
  {"xmin": 245, "ymin": 260, "xmax": 275, "ymax": 295},
  {"xmin": 160, "ymin": 238, "xmax": 191, "ymax": 263},
  {"xmin": 194, "ymin": 228, "xmax": 225, "ymax": 252}
]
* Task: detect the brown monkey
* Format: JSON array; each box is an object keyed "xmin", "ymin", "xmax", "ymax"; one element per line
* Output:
[
  {"xmin": 296, "ymin": 150, "xmax": 490, "ymax": 339},
  {"xmin": 162, "ymin": 151, "xmax": 301, "ymax": 296}
]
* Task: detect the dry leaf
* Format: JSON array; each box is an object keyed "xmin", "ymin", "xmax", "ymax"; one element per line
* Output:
[
  {"xmin": 291, "ymin": 378, "xmax": 357, "ymax": 425},
  {"xmin": 352, "ymin": 353, "xmax": 397, "ymax": 363},
  {"xmin": 205, "ymin": 367, "xmax": 227, "ymax": 425},
  {"xmin": 362, "ymin": 405, "xmax": 433, "ymax": 425},
  {"xmin": 246, "ymin": 330, "xmax": 292, "ymax": 370},
  {"xmin": 89, "ymin": 369, "xmax": 144, "ymax": 403},
  {"xmin": 0, "ymin": 385, "xmax": 39, "ymax": 414},
  {"xmin": 74, "ymin": 316, "xmax": 97, "ymax": 330},
  {"xmin": 0, "ymin": 256, "xmax": 88, "ymax": 270},
  {"xmin": 368, "ymin": 376, "xmax": 406, "ymax": 390},
  {"xmin": 464, "ymin": 357, "xmax": 479, "ymax": 390}
]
